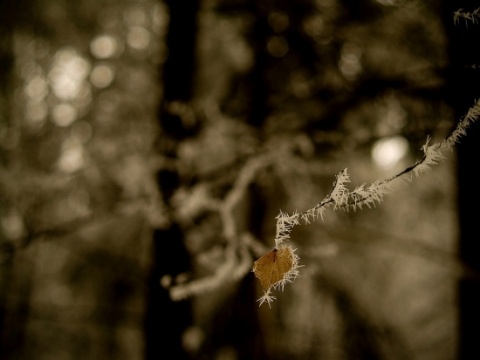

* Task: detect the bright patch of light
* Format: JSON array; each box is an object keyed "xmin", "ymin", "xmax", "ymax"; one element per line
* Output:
[
  {"xmin": 339, "ymin": 42, "xmax": 362, "ymax": 80},
  {"xmin": 127, "ymin": 27, "xmax": 151, "ymax": 50},
  {"xmin": 57, "ymin": 139, "xmax": 85, "ymax": 173},
  {"xmin": 73, "ymin": 84, "xmax": 92, "ymax": 108},
  {"xmin": 90, "ymin": 64, "xmax": 115, "ymax": 88},
  {"xmin": 372, "ymin": 136, "xmax": 409, "ymax": 168},
  {"xmin": 1, "ymin": 211, "xmax": 25, "ymax": 240},
  {"xmin": 52, "ymin": 103, "xmax": 78, "ymax": 127},
  {"xmin": 90, "ymin": 35, "xmax": 119, "ymax": 59},
  {"xmin": 48, "ymin": 48, "xmax": 90, "ymax": 100},
  {"xmin": 24, "ymin": 76, "xmax": 48, "ymax": 101},
  {"xmin": 152, "ymin": 3, "xmax": 169, "ymax": 35},
  {"xmin": 303, "ymin": 15, "xmax": 325, "ymax": 37}
]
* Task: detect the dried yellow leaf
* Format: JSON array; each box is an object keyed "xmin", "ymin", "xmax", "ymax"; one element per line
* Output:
[{"xmin": 253, "ymin": 248, "xmax": 293, "ymax": 290}]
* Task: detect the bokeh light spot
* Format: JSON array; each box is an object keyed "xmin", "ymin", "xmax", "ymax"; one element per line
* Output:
[
  {"xmin": 267, "ymin": 36, "xmax": 289, "ymax": 58},
  {"xmin": 1, "ymin": 211, "xmax": 25, "ymax": 241},
  {"xmin": 372, "ymin": 136, "xmax": 409, "ymax": 169},
  {"xmin": 127, "ymin": 27, "xmax": 151, "ymax": 51},
  {"xmin": 24, "ymin": 76, "xmax": 48, "ymax": 101},
  {"xmin": 339, "ymin": 42, "xmax": 363, "ymax": 80},
  {"xmin": 152, "ymin": 3, "xmax": 169, "ymax": 34},
  {"xmin": 90, "ymin": 35, "xmax": 119, "ymax": 59},
  {"xmin": 52, "ymin": 103, "xmax": 78, "ymax": 127},
  {"xmin": 57, "ymin": 138, "xmax": 85, "ymax": 173},
  {"xmin": 90, "ymin": 64, "xmax": 115, "ymax": 88},
  {"xmin": 48, "ymin": 48, "xmax": 91, "ymax": 100}
]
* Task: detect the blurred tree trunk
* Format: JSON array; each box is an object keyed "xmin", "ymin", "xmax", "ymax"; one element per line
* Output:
[
  {"xmin": 446, "ymin": 1, "xmax": 480, "ymax": 359},
  {"xmin": 144, "ymin": 1, "xmax": 199, "ymax": 359},
  {"xmin": 0, "ymin": 0, "xmax": 21, "ymax": 357},
  {"xmin": 147, "ymin": 1, "xmax": 272, "ymax": 358},
  {"xmin": 457, "ymin": 114, "xmax": 480, "ymax": 360}
]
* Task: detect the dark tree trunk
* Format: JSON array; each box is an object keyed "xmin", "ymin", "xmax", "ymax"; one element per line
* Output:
[
  {"xmin": 144, "ymin": 1, "xmax": 199, "ymax": 359},
  {"xmin": 457, "ymin": 103, "xmax": 480, "ymax": 358},
  {"xmin": 0, "ymin": 0, "xmax": 19, "ymax": 357},
  {"xmin": 444, "ymin": 2, "xmax": 480, "ymax": 359}
]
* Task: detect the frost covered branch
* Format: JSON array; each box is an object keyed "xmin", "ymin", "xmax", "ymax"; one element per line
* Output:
[
  {"xmin": 165, "ymin": 98, "xmax": 480, "ymax": 306},
  {"xmin": 166, "ymin": 155, "xmax": 272, "ymax": 300},
  {"xmin": 454, "ymin": 8, "xmax": 480, "ymax": 26},
  {"xmin": 252, "ymin": 99, "xmax": 480, "ymax": 306}
]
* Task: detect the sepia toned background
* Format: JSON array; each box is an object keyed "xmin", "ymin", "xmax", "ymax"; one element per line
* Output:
[{"xmin": 1, "ymin": 0, "xmax": 480, "ymax": 359}]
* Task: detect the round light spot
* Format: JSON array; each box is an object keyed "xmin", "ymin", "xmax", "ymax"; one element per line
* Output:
[
  {"xmin": 90, "ymin": 64, "xmax": 115, "ymax": 88},
  {"xmin": 339, "ymin": 42, "xmax": 363, "ymax": 80},
  {"xmin": 90, "ymin": 35, "xmax": 118, "ymax": 59},
  {"xmin": 267, "ymin": 36, "xmax": 289, "ymax": 58},
  {"xmin": 372, "ymin": 136, "xmax": 409, "ymax": 169},
  {"xmin": 52, "ymin": 103, "xmax": 78, "ymax": 127},
  {"xmin": 127, "ymin": 27, "xmax": 151, "ymax": 51},
  {"xmin": 1, "ymin": 211, "xmax": 25, "ymax": 240},
  {"xmin": 57, "ymin": 139, "xmax": 84, "ymax": 173},
  {"xmin": 48, "ymin": 48, "xmax": 90, "ymax": 100},
  {"xmin": 24, "ymin": 76, "xmax": 48, "ymax": 101}
]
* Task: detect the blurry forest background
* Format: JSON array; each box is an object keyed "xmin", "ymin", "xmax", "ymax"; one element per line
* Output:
[{"xmin": 1, "ymin": 0, "xmax": 480, "ymax": 359}]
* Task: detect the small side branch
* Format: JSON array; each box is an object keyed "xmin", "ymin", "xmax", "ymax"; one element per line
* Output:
[{"xmin": 257, "ymin": 99, "xmax": 480, "ymax": 306}]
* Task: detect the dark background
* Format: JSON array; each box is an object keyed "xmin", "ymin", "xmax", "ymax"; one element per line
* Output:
[{"xmin": 1, "ymin": 0, "xmax": 480, "ymax": 359}]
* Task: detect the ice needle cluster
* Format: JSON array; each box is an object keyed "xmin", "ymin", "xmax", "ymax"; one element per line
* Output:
[{"xmin": 252, "ymin": 99, "xmax": 480, "ymax": 306}]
